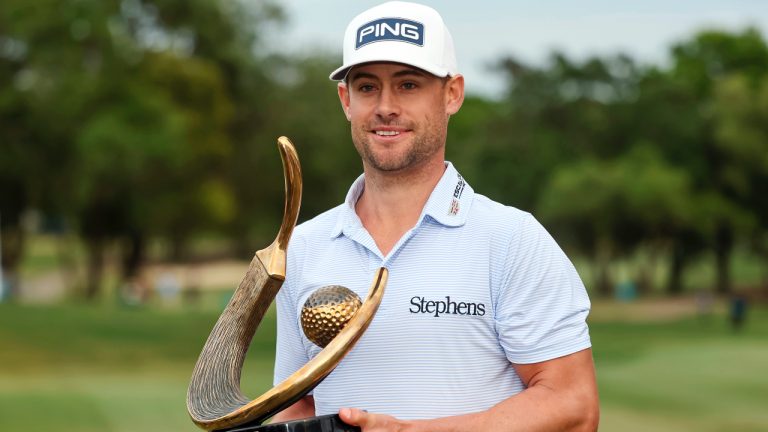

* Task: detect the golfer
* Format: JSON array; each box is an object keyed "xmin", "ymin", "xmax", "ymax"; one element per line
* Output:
[{"xmin": 273, "ymin": 2, "xmax": 599, "ymax": 431}]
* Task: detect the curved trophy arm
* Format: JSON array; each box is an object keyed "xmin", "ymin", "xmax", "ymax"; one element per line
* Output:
[
  {"xmin": 187, "ymin": 136, "xmax": 388, "ymax": 431},
  {"xmin": 186, "ymin": 136, "xmax": 301, "ymax": 429},
  {"xmin": 199, "ymin": 267, "xmax": 388, "ymax": 431}
]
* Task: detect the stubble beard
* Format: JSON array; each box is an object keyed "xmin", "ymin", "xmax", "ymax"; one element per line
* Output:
[{"xmin": 351, "ymin": 116, "xmax": 447, "ymax": 173}]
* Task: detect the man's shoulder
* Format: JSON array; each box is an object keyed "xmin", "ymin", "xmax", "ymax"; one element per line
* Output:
[
  {"xmin": 293, "ymin": 203, "xmax": 346, "ymax": 241},
  {"xmin": 285, "ymin": 204, "xmax": 345, "ymax": 269},
  {"xmin": 468, "ymin": 192, "xmax": 570, "ymax": 270},
  {"xmin": 467, "ymin": 192, "xmax": 531, "ymax": 233}
]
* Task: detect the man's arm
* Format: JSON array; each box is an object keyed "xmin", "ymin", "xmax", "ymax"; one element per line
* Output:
[
  {"xmin": 339, "ymin": 348, "xmax": 599, "ymax": 432},
  {"xmin": 270, "ymin": 395, "xmax": 316, "ymax": 423}
]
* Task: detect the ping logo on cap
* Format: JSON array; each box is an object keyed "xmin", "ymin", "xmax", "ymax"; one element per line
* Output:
[{"xmin": 356, "ymin": 18, "xmax": 424, "ymax": 49}]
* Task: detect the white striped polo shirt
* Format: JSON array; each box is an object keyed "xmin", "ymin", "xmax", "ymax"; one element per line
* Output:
[{"xmin": 273, "ymin": 162, "xmax": 591, "ymax": 419}]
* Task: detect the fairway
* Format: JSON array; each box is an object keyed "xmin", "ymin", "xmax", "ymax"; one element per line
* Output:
[
  {"xmin": 0, "ymin": 301, "xmax": 766, "ymax": 431},
  {"xmin": 591, "ymin": 311, "xmax": 768, "ymax": 431}
]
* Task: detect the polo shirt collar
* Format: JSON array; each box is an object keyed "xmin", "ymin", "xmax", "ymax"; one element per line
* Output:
[{"xmin": 330, "ymin": 162, "xmax": 475, "ymax": 238}]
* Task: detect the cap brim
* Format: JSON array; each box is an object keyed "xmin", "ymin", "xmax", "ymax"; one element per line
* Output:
[
  {"xmin": 329, "ymin": 65, "xmax": 353, "ymax": 81},
  {"xmin": 329, "ymin": 58, "xmax": 450, "ymax": 81}
]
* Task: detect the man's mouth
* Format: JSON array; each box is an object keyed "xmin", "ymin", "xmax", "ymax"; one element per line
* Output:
[
  {"xmin": 375, "ymin": 130, "xmax": 400, "ymax": 136},
  {"xmin": 370, "ymin": 126, "xmax": 409, "ymax": 138}
]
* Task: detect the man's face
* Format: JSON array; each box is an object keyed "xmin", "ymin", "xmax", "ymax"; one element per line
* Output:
[{"xmin": 337, "ymin": 62, "xmax": 464, "ymax": 174}]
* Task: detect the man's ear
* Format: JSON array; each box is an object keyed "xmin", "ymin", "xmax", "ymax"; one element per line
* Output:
[
  {"xmin": 338, "ymin": 82, "xmax": 352, "ymax": 121},
  {"xmin": 445, "ymin": 74, "xmax": 465, "ymax": 116}
]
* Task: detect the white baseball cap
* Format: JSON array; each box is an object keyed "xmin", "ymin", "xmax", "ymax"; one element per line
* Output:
[{"xmin": 329, "ymin": 1, "xmax": 459, "ymax": 81}]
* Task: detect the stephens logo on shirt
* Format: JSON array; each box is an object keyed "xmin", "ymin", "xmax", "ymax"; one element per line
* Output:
[{"xmin": 410, "ymin": 296, "xmax": 486, "ymax": 317}]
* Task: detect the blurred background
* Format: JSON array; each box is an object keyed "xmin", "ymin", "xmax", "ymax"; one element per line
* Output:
[{"xmin": 1, "ymin": 0, "xmax": 767, "ymax": 431}]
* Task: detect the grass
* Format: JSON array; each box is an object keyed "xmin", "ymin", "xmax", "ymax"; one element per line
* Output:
[
  {"xmin": 1, "ymin": 301, "xmax": 766, "ymax": 431},
  {"xmin": 591, "ymin": 307, "xmax": 768, "ymax": 431},
  {"xmin": 0, "ymin": 302, "xmax": 276, "ymax": 431}
]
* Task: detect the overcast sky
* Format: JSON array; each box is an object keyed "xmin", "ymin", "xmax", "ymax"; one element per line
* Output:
[{"xmin": 268, "ymin": 1, "xmax": 768, "ymax": 96}]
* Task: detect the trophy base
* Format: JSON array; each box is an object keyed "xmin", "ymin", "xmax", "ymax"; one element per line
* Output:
[{"xmin": 223, "ymin": 414, "xmax": 360, "ymax": 432}]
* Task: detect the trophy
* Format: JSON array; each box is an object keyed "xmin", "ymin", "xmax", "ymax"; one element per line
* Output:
[{"xmin": 186, "ymin": 137, "xmax": 388, "ymax": 432}]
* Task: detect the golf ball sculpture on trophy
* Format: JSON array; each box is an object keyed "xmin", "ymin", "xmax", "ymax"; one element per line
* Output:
[{"xmin": 186, "ymin": 137, "xmax": 388, "ymax": 432}]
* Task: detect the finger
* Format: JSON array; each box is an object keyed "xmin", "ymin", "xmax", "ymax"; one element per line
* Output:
[{"xmin": 339, "ymin": 407, "xmax": 368, "ymax": 426}]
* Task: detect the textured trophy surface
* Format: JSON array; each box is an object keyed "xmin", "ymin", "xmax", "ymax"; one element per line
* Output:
[{"xmin": 186, "ymin": 137, "xmax": 386, "ymax": 432}]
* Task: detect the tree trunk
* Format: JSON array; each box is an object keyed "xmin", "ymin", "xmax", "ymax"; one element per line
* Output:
[
  {"xmin": 714, "ymin": 222, "xmax": 733, "ymax": 295},
  {"xmin": 85, "ymin": 238, "xmax": 105, "ymax": 300},
  {"xmin": 667, "ymin": 242, "xmax": 685, "ymax": 296},
  {"xmin": 595, "ymin": 239, "xmax": 613, "ymax": 297},
  {"xmin": 121, "ymin": 230, "xmax": 146, "ymax": 280},
  {"xmin": 119, "ymin": 230, "xmax": 148, "ymax": 304},
  {"xmin": 1, "ymin": 224, "xmax": 26, "ymax": 300},
  {"xmin": 636, "ymin": 245, "xmax": 659, "ymax": 296}
]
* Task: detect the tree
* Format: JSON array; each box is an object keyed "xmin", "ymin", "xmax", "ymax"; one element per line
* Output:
[
  {"xmin": 537, "ymin": 147, "xmax": 698, "ymax": 296},
  {"xmin": 666, "ymin": 28, "xmax": 768, "ymax": 293},
  {"xmin": 487, "ymin": 53, "xmax": 648, "ymax": 295},
  {"xmin": 0, "ymin": 0, "xmax": 282, "ymax": 299},
  {"xmin": 712, "ymin": 73, "xmax": 768, "ymax": 291}
]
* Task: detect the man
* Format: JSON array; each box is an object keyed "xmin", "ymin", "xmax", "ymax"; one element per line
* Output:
[{"xmin": 273, "ymin": 2, "xmax": 599, "ymax": 431}]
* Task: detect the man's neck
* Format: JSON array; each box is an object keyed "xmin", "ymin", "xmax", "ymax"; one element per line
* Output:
[{"xmin": 355, "ymin": 159, "xmax": 446, "ymax": 257}]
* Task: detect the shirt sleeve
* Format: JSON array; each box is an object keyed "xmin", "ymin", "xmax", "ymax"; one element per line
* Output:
[
  {"xmin": 273, "ymin": 241, "xmax": 311, "ymax": 386},
  {"xmin": 494, "ymin": 213, "xmax": 592, "ymax": 364}
]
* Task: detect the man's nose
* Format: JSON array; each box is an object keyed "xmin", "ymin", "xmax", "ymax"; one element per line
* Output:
[{"xmin": 374, "ymin": 87, "xmax": 400, "ymax": 119}]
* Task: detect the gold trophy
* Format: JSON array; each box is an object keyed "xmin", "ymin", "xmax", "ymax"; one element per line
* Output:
[{"xmin": 186, "ymin": 137, "xmax": 387, "ymax": 432}]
